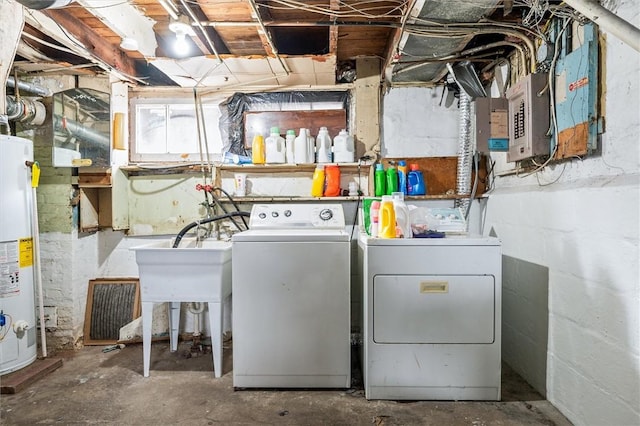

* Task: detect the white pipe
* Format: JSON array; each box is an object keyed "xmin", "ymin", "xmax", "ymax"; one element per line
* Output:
[
  {"xmin": 188, "ymin": 302, "xmax": 205, "ymax": 337},
  {"xmin": 563, "ymin": 0, "xmax": 640, "ymax": 52},
  {"xmin": 29, "ymin": 165, "xmax": 47, "ymax": 358}
]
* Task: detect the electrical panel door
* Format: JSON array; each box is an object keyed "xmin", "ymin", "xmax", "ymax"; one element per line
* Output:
[{"xmin": 506, "ymin": 73, "xmax": 550, "ymax": 162}]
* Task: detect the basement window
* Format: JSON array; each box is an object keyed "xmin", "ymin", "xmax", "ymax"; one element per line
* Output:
[{"xmin": 130, "ymin": 97, "xmax": 225, "ymax": 163}]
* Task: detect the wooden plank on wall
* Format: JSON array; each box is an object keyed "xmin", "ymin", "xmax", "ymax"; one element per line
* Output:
[
  {"xmin": 381, "ymin": 156, "xmax": 489, "ymax": 197},
  {"xmin": 244, "ymin": 110, "xmax": 346, "ymax": 148}
]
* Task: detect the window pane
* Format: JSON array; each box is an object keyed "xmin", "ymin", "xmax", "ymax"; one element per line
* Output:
[
  {"xmin": 167, "ymin": 105, "xmax": 199, "ymax": 154},
  {"xmin": 136, "ymin": 106, "xmax": 167, "ymax": 154}
]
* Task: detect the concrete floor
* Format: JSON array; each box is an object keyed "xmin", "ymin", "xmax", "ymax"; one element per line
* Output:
[{"xmin": 0, "ymin": 340, "xmax": 572, "ymax": 425}]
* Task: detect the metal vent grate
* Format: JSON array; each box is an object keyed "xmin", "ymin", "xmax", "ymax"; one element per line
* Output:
[{"xmin": 83, "ymin": 279, "xmax": 140, "ymax": 345}]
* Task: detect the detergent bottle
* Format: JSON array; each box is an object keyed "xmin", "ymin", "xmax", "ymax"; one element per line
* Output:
[
  {"xmin": 378, "ymin": 195, "xmax": 396, "ymax": 239},
  {"xmin": 285, "ymin": 129, "xmax": 296, "ymax": 164},
  {"xmin": 306, "ymin": 129, "xmax": 315, "ymax": 163},
  {"xmin": 407, "ymin": 163, "xmax": 426, "ymax": 195},
  {"xmin": 332, "ymin": 129, "xmax": 354, "ymax": 163},
  {"xmin": 294, "ymin": 128, "xmax": 309, "ymax": 163},
  {"xmin": 323, "ymin": 164, "xmax": 341, "ymax": 196},
  {"xmin": 392, "ymin": 192, "xmax": 412, "ymax": 238},
  {"xmin": 251, "ymin": 134, "xmax": 265, "ymax": 164},
  {"xmin": 369, "ymin": 200, "xmax": 380, "ymax": 237},
  {"xmin": 265, "ymin": 127, "xmax": 286, "ymax": 163},
  {"xmin": 316, "ymin": 126, "xmax": 332, "ymax": 163},
  {"xmin": 397, "ymin": 160, "xmax": 408, "ymax": 195},
  {"xmin": 311, "ymin": 164, "xmax": 325, "ymax": 197},
  {"xmin": 385, "ymin": 164, "xmax": 398, "ymax": 195},
  {"xmin": 374, "ymin": 164, "xmax": 386, "ymax": 196}
]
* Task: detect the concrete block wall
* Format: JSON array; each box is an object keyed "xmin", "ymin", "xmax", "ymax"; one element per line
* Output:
[{"xmin": 483, "ymin": 2, "xmax": 640, "ymax": 423}]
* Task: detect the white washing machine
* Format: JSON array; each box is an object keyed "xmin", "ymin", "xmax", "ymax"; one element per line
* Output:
[
  {"xmin": 232, "ymin": 204, "xmax": 351, "ymax": 388},
  {"xmin": 358, "ymin": 234, "xmax": 502, "ymax": 400}
]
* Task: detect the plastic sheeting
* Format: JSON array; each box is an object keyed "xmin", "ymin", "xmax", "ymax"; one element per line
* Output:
[{"xmin": 219, "ymin": 91, "xmax": 350, "ymax": 155}]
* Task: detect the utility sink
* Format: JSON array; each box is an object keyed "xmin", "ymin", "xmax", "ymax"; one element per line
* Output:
[{"xmin": 131, "ymin": 238, "xmax": 232, "ymax": 378}]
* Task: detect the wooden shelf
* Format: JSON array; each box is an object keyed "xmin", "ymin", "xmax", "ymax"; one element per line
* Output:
[{"xmin": 217, "ymin": 162, "xmax": 372, "ymax": 173}]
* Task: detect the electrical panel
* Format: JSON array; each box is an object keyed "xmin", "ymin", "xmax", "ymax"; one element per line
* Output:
[
  {"xmin": 506, "ymin": 73, "xmax": 550, "ymax": 162},
  {"xmin": 475, "ymin": 97, "xmax": 509, "ymax": 153}
]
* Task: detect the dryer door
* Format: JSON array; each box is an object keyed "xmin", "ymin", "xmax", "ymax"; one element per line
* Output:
[{"xmin": 373, "ymin": 274, "xmax": 495, "ymax": 344}]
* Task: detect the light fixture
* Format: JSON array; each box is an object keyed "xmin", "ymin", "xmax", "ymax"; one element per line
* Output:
[
  {"xmin": 169, "ymin": 15, "xmax": 195, "ymax": 56},
  {"xmin": 120, "ymin": 37, "xmax": 139, "ymax": 51}
]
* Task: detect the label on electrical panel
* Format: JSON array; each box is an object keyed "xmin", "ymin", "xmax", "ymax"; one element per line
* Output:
[
  {"xmin": 0, "ymin": 240, "xmax": 21, "ymax": 297},
  {"xmin": 490, "ymin": 110, "xmax": 508, "ymax": 138}
]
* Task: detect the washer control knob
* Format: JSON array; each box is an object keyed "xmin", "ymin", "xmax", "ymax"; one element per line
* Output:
[
  {"xmin": 284, "ymin": 209, "xmax": 292, "ymax": 217},
  {"xmin": 271, "ymin": 211, "xmax": 279, "ymax": 218},
  {"xmin": 319, "ymin": 208, "xmax": 333, "ymax": 221},
  {"xmin": 258, "ymin": 212, "xmax": 266, "ymax": 219}
]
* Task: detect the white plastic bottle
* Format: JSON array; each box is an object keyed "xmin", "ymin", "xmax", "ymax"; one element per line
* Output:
[
  {"xmin": 294, "ymin": 128, "xmax": 309, "ymax": 163},
  {"xmin": 285, "ymin": 129, "xmax": 296, "ymax": 164},
  {"xmin": 392, "ymin": 192, "xmax": 412, "ymax": 238},
  {"xmin": 306, "ymin": 128, "xmax": 315, "ymax": 163},
  {"xmin": 315, "ymin": 126, "xmax": 332, "ymax": 163},
  {"xmin": 333, "ymin": 129, "xmax": 354, "ymax": 163},
  {"xmin": 265, "ymin": 127, "xmax": 285, "ymax": 163}
]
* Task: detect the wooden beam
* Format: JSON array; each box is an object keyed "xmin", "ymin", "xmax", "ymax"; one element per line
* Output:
[
  {"xmin": 42, "ymin": 8, "xmax": 139, "ymax": 78},
  {"xmin": 329, "ymin": 0, "xmax": 339, "ymax": 56}
]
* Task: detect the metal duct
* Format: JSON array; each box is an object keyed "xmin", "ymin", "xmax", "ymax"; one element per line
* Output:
[
  {"xmin": 454, "ymin": 91, "xmax": 472, "ymax": 214},
  {"xmin": 53, "ymin": 115, "xmax": 109, "ymax": 149},
  {"xmin": 6, "ymin": 77, "xmax": 52, "ymax": 97},
  {"xmin": 6, "ymin": 96, "xmax": 46, "ymax": 126},
  {"xmin": 14, "ymin": 0, "xmax": 73, "ymax": 10}
]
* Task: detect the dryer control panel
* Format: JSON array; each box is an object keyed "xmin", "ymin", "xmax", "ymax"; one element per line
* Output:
[{"xmin": 248, "ymin": 204, "xmax": 346, "ymax": 230}]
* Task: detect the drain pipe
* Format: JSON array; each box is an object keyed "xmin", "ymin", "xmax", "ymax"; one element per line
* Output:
[{"xmin": 563, "ymin": 0, "xmax": 640, "ymax": 52}]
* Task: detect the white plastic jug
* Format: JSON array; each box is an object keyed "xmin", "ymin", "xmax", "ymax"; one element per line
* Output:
[
  {"xmin": 315, "ymin": 126, "xmax": 332, "ymax": 163},
  {"xmin": 294, "ymin": 128, "xmax": 310, "ymax": 163},
  {"xmin": 285, "ymin": 129, "xmax": 296, "ymax": 164},
  {"xmin": 332, "ymin": 129, "xmax": 354, "ymax": 163},
  {"xmin": 265, "ymin": 127, "xmax": 285, "ymax": 163},
  {"xmin": 392, "ymin": 192, "xmax": 412, "ymax": 239},
  {"xmin": 306, "ymin": 129, "xmax": 315, "ymax": 163}
]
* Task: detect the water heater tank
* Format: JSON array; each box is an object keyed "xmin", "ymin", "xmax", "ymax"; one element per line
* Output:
[{"xmin": 0, "ymin": 135, "xmax": 38, "ymax": 375}]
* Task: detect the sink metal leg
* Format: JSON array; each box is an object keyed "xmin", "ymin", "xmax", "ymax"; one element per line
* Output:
[
  {"xmin": 208, "ymin": 301, "xmax": 223, "ymax": 378},
  {"xmin": 169, "ymin": 302, "xmax": 180, "ymax": 352},
  {"xmin": 142, "ymin": 301, "xmax": 153, "ymax": 377}
]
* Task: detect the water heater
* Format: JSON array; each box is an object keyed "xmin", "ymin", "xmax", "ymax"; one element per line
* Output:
[{"xmin": 0, "ymin": 135, "xmax": 38, "ymax": 375}]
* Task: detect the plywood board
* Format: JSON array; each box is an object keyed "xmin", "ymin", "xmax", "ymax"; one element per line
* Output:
[{"xmin": 244, "ymin": 110, "xmax": 346, "ymax": 148}]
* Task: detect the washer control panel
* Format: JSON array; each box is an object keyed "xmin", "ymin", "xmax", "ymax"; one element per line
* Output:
[{"xmin": 249, "ymin": 204, "xmax": 346, "ymax": 229}]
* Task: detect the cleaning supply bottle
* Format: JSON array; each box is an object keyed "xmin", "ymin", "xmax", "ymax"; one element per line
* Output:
[
  {"xmin": 306, "ymin": 129, "xmax": 315, "ymax": 163},
  {"xmin": 294, "ymin": 128, "xmax": 309, "ymax": 163},
  {"xmin": 397, "ymin": 160, "xmax": 408, "ymax": 195},
  {"xmin": 315, "ymin": 126, "xmax": 332, "ymax": 163},
  {"xmin": 332, "ymin": 129, "xmax": 354, "ymax": 163},
  {"xmin": 251, "ymin": 134, "xmax": 265, "ymax": 164},
  {"xmin": 392, "ymin": 192, "xmax": 412, "ymax": 238},
  {"xmin": 374, "ymin": 164, "xmax": 386, "ymax": 196},
  {"xmin": 378, "ymin": 195, "xmax": 396, "ymax": 239},
  {"xmin": 385, "ymin": 164, "xmax": 398, "ymax": 195},
  {"xmin": 265, "ymin": 127, "xmax": 286, "ymax": 164},
  {"xmin": 369, "ymin": 200, "xmax": 380, "ymax": 237},
  {"xmin": 285, "ymin": 129, "xmax": 296, "ymax": 164},
  {"xmin": 311, "ymin": 164, "xmax": 325, "ymax": 197},
  {"xmin": 323, "ymin": 164, "xmax": 341, "ymax": 196},
  {"xmin": 407, "ymin": 163, "xmax": 426, "ymax": 195}
]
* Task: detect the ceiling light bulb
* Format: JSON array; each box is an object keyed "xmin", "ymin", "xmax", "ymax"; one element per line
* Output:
[{"xmin": 174, "ymin": 31, "xmax": 190, "ymax": 56}]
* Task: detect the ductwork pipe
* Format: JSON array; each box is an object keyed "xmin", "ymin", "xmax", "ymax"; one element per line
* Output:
[
  {"xmin": 563, "ymin": 0, "xmax": 640, "ymax": 52},
  {"xmin": 53, "ymin": 115, "xmax": 109, "ymax": 148},
  {"xmin": 6, "ymin": 96, "xmax": 47, "ymax": 126},
  {"xmin": 6, "ymin": 77, "xmax": 52, "ymax": 97},
  {"xmin": 454, "ymin": 91, "xmax": 472, "ymax": 215}
]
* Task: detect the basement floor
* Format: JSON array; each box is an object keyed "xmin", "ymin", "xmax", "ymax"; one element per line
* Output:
[{"xmin": 0, "ymin": 341, "xmax": 572, "ymax": 425}]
